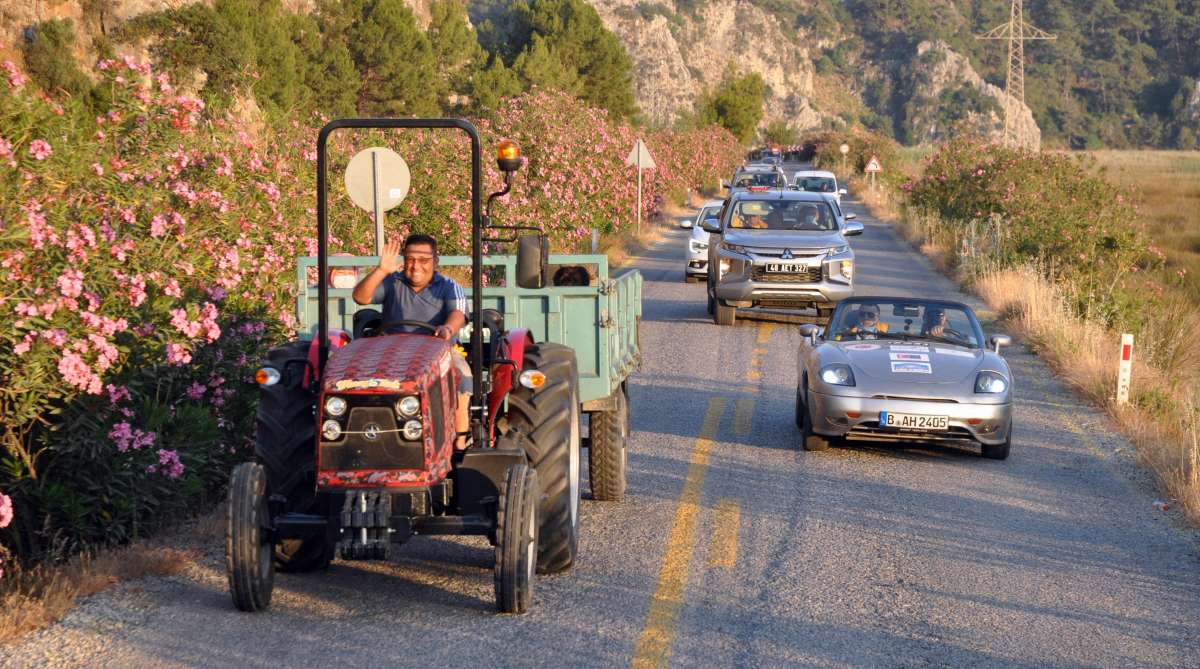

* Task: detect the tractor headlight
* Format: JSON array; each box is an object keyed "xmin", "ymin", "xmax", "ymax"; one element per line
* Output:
[
  {"xmin": 820, "ymin": 364, "xmax": 856, "ymax": 387},
  {"xmin": 324, "ymin": 396, "xmax": 347, "ymax": 417},
  {"xmin": 975, "ymin": 371, "xmax": 1008, "ymax": 394},
  {"xmin": 322, "ymin": 419, "xmax": 343, "ymax": 440},
  {"xmin": 401, "ymin": 420, "xmax": 423, "ymax": 441},
  {"xmin": 395, "ymin": 395, "xmax": 420, "ymax": 417}
]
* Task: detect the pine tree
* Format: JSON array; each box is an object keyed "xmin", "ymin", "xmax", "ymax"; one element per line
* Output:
[
  {"xmin": 343, "ymin": 0, "xmax": 440, "ymax": 116},
  {"xmin": 427, "ymin": 0, "xmax": 487, "ymax": 110}
]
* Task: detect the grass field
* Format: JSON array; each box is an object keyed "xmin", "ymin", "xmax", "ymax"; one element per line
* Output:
[{"xmin": 1070, "ymin": 150, "xmax": 1200, "ymax": 300}]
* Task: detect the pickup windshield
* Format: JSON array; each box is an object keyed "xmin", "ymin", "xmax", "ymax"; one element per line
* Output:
[{"xmin": 729, "ymin": 199, "xmax": 838, "ymax": 231}]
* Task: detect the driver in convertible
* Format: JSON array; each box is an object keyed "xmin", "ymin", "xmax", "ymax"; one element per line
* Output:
[
  {"xmin": 352, "ymin": 233, "xmax": 472, "ymax": 449},
  {"xmin": 921, "ymin": 306, "xmax": 950, "ymax": 338}
]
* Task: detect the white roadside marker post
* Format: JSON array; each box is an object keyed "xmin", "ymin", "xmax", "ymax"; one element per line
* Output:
[{"xmin": 1116, "ymin": 333, "xmax": 1134, "ymax": 405}]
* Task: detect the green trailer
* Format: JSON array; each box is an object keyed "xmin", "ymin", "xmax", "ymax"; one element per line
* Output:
[{"xmin": 295, "ymin": 253, "xmax": 642, "ymax": 500}]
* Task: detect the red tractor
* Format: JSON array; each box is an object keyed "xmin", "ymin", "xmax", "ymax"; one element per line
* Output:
[{"xmin": 227, "ymin": 119, "xmax": 580, "ymax": 614}]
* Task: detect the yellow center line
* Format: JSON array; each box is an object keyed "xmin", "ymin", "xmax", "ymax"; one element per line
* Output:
[
  {"xmin": 732, "ymin": 398, "xmax": 754, "ymax": 436},
  {"xmin": 631, "ymin": 398, "xmax": 726, "ymax": 669},
  {"xmin": 707, "ymin": 498, "xmax": 741, "ymax": 568},
  {"xmin": 746, "ymin": 370, "xmax": 762, "ymax": 381},
  {"xmin": 756, "ymin": 323, "xmax": 775, "ymax": 344},
  {"xmin": 752, "ymin": 347, "xmax": 769, "ymax": 355}
]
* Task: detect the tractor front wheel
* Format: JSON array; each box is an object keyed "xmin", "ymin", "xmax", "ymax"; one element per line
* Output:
[
  {"xmin": 227, "ymin": 462, "xmax": 275, "ymax": 612},
  {"xmin": 507, "ymin": 343, "xmax": 580, "ymax": 574},
  {"xmin": 494, "ymin": 463, "xmax": 538, "ymax": 614}
]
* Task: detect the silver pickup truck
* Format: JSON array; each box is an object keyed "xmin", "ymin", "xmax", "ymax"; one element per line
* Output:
[{"xmin": 704, "ymin": 190, "xmax": 863, "ymax": 325}]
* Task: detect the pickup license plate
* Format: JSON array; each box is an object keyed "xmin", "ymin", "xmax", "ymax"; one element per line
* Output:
[
  {"xmin": 880, "ymin": 411, "xmax": 949, "ymax": 431},
  {"xmin": 765, "ymin": 263, "xmax": 806, "ymax": 273}
]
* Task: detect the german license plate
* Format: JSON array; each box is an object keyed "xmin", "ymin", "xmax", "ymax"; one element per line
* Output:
[
  {"xmin": 765, "ymin": 263, "xmax": 805, "ymax": 273},
  {"xmin": 880, "ymin": 411, "xmax": 949, "ymax": 430}
]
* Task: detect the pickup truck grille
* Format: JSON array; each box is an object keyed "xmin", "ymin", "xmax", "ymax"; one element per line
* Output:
[{"xmin": 752, "ymin": 265, "xmax": 823, "ymax": 283}]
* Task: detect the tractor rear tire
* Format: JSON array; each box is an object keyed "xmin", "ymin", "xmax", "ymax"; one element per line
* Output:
[
  {"xmin": 227, "ymin": 462, "xmax": 274, "ymax": 612},
  {"xmin": 254, "ymin": 341, "xmax": 332, "ymax": 572},
  {"xmin": 507, "ymin": 343, "xmax": 579, "ymax": 574},
  {"xmin": 494, "ymin": 463, "xmax": 538, "ymax": 614},
  {"xmin": 589, "ymin": 384, "xmax": 628, "ymax": 501}
]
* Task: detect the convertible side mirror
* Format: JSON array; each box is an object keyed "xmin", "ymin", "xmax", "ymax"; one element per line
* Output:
[
  {"xmin": 799, "ymin": 322, "xmax": 822, "ymax": 345},
  {"xmin": 516, "ymin": 234, "xmax": 548, "ymax": 289},
  {"xmin": 989, "ymin": 334, "xmax": 1011, "ymax": 353},
  {"xmin": 843, "ymin": 220, "xmax": 864, "ymax": 236}
]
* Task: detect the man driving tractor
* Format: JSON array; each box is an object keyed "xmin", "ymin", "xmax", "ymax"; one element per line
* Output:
[{"xmin": 352, "ymin": 233, "xmax": 472, "ymax": 449}]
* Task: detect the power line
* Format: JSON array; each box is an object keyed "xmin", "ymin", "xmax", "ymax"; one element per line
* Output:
[{"xmin": 977, "ymin": 0, "xmax": 1055, "ymax": 148}]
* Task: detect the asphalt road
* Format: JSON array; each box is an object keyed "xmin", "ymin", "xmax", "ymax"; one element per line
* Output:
[{"xmin": 4, "ymin": 178, "xmax": 1200, "ymax": 668}]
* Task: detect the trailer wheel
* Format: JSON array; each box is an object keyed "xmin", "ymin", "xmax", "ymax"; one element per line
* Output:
[
  {"xmin": 227, "ymin": 462, "xmax": 274, "ymax": 612},
  {"xmin": 255, "ymin": 342, "xmax": 332, "ymax": 572},
  {"xmin": 494, "ymin": 463, "xmax": 538, "ymax": 614},
  {"xmin": 589, "ymin": 383, "xmax": 628, "ymax": 501},
  {"xmin": 507, "ymin": 343, "xmax": 579, "ymax": 573}
]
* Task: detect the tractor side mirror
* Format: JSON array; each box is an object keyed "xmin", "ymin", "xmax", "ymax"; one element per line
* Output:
[{"xmin": 516, "ymin": 234, "xmax": 548, "ymax": 289}]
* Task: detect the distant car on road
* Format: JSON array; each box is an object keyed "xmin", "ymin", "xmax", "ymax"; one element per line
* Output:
[
  {"xmin": 793, "ymin": 170, "xmax": 847, "ymax": 205},
  {"xmin": 680, "ymin": 199, "xmax": 724, "ymax": 282},
  {"xmin": 703, "ymin": 190, "xmax": 863, "ymax": 325},
  {"xmin": 728, "ymin": 165, "xmax": 788, "ymax": 193},
  {"xmin": 794, "ymin": 297, "xmax": 1014, "ymax": 459}
]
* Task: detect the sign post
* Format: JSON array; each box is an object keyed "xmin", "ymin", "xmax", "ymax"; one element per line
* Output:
[
  {"xmin": 1116, "ymin": 333, "xmax": 1134, "ymax": 405},
  {"xmin": 345, "ymin": 147, "xmax": 410, "ymax": 256},
  {"xmin": 839, "ymin": 143, "xmax": 850, "ymax": 177},
  {"xmin": 625, "ymin": 139, "xmax": 656, "ymax": 236},
  {"xmin": 864, "ymin": 154, "xmax": 883, "ymax": 190}
]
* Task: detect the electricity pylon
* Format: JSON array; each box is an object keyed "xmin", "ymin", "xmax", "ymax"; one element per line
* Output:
[{"xmin": 977, "ymin": 0, "xmax": 1055, "ymax": 147}]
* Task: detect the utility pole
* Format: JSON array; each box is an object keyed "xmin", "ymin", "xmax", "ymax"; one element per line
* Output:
[{"xmin": 977, "ymin": 0, "xmax": 1055, "ymax": 148}]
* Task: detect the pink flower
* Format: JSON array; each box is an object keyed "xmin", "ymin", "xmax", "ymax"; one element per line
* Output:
[
  {"xmin": 153, "ymin": 449, "xmax": 185, "ymax": 478},
  {"xmin": 150, "ymin": 214, "xmax": 168, "ymax": 237},
  {"xmin": 0, "ymin": 137, "xmax": 11, "ymax": 158},
  {"xmin": 58, "ymin": 350, "xmax": 103, "ymax": 394},
  {"xmin": 2, "ymin": 60, "xmax": 25, "ymax": 88},
  {"xmin": 56, "ymin": 268, "xmax": 84, "ymax": 298},
  {"xmin": 90, "ymin": 162, "xmax": 104, "ymax": 176},
  {"xmin": 166, "ymin": 342, "xmax": 192, "ymax": 366},
  {"xmin": 106, "ymin": 384, "xmax": 132, "ymax": 406},
  {"xmin": 28, "ymin": 139, "xmax": 52, "ymax": 160},
  {"xmin": 0, "ymin": 491, "xmax": 13, "ymax": 528},
  {"xmin": 185, "ymin": 381, "xmax": 206, "ymax": 400}
]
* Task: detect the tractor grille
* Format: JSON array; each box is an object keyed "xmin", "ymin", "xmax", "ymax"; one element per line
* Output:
[
  {"xmin": 752, "ymin": 265, "xmax": 823, "ymax": 283},
  {"xmin": 321, "ymin": 405, "xmax": 423, "ymax": 470}
]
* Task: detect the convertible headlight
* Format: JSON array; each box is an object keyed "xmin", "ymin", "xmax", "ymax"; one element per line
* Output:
[
  {"xmin": 720, "ymin": 242, "xmax": 748, "ymax": 255},
  {"xmin": 321, "ymin": 419, "xmax": 342, "ymax": 440},
  {"xmin": 324, "ymin": 396, "xmax": 347, "ymax": 417},
  {"xmin": 395, "ymin": 395, "xmax": 420, "ymax": 417},
  {"xmin": 689, "ymin": 240, "xmax": 709, "ymax": 253},
  {"xmin": 819, "ymin": 364, "xmax": 856, "ymax": 387},
  {"xmin": 401, "ymin": 420, "xmax": 423, "ymax": 441},
  {"xmin": 975, "ymin": 371, "xmax": 1009, "ymax": 394}
]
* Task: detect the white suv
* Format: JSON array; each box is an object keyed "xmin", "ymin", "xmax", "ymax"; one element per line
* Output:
[
  {"xmin": 793, "ymin": 170, "xmax": 847, "ymax": 205},
  {"xmin": 681, "ymin": 199, "xmax": 724, "ymax": 282}
]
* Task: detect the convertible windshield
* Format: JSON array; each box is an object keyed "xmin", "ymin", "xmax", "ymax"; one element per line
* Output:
[
  {"xmin": 733, "ymin": 172, "xmax": 785, "ymax": 188},
  {"xmin": 829, "ymin": 299, "xmax": 984, "ymax": 348},
  {"xmin": 795, "ymin": 176, "xmax": 836, "ymax": 193},
  {"xmin": 729, "ymin": 199, "xmax": 838, "ymax": 231}
]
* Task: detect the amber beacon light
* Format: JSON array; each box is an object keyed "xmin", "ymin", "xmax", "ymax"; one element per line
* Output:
[{"xmin": 497, "ymin": 140, "xmax": 522, "ymax": 173}]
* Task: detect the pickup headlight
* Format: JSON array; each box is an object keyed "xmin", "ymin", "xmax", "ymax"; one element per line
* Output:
[
  {"xmin": 720, "ymin": 242, "xmax": 748, "ymax": 255},
  {"xmin": 820, "ymin": 364, "xmax": 855, "ymax": 387},
  {"xmin": 975, "ymin": 371, "xmax": 1008, "ymax": 394},
  {"xmin": 689, "ymin": 239, "xmax": 709, "ymax": 253},
  {"xmin": 828, "ymin": 244, "xmax": 849, "ymax": 256},
  {"xmin": 839, "ymin": 260, "xmax": 853, "ymax": 280}
]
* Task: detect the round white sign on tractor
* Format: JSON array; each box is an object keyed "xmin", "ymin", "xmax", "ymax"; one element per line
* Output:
[{"xmin": 344, "ymin": 147, "xmax": 410, "ymax": 213}]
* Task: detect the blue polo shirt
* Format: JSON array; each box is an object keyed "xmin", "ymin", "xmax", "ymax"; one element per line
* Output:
[{"xmin": 371, "ymin": 272, "xmax": 467, "ymax": 334}]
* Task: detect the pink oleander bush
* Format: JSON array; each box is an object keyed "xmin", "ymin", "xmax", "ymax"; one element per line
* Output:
[{"xmin": 0, "ymin": 57, "xmax": 739, "ymax": 566}]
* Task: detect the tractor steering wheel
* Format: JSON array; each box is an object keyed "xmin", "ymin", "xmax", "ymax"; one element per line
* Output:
[{"xmin": 374, "ymin": 320, "xmax": 439, "ymax": 336}]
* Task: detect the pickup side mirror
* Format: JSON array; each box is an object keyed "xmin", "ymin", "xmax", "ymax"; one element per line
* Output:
[
  {"xmin": 516, "ymin": 234, "xmax": 548, "ymax": 289},
  {"xmin": 839, "ymin": 188, "xmax": 848, "ymax": 195},
  {"xmin": 721, "ymin": 181, "xmax": 731, "ymax": 190},
  {"xmin": 700, "ymin": 219, "xmax": 722, "ymax": 234},
  {"xmin": 989, "ymin": 334, "xmax": 1012, "ymax": 352},
  {"xmin": 844, "ymin": 213, "xmax": 857, "ymax": 220},
  {"xmin": 679, "ymin": 218, "xmax": 693, "ymax": 229},
  {"xmin": 843, "ymin": 220, "xmax": 864, "ymax": 236}
]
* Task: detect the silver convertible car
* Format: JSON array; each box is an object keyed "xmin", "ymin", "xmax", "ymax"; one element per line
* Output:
[{"xmin": 795, "ymin": 297, "xmax": 1014, "ymax": 459}]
